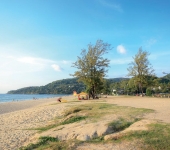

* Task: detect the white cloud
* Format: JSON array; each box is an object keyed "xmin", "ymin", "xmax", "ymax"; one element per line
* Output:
[
  {"xmin": 0, "ymin": 55, "xmax": 57, "ymax": 75},
  {"xmin": 51, "ymin": 64, "xmax": 62, "ymax": 72},
  {"xmin": 0, "ymin": 53, "xmax": 73, "ymax": 77},
  {"xmin": 17, "ymin": 57, "xmax": 55, "ymax": 66},
  {"xmin": 99, "ymin": 0, "xmax": 123, "ymax": 12},
  {"xmin": 18, "ymin": 57, "xmax": 39, "ymax": 64},
  {"xmin": 117, "ymin": 45, "xmax": 126, "ymax": 54}
]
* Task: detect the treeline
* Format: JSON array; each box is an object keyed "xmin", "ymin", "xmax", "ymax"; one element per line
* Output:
[
  {"xmin": 7, "ymin": 75, "xmax": 170, "ymax": 95},
  {"xmin": 7, "ymin": 78, "xmax": 127, "ymax": 94},
  {"xmin": 7, "ymin": 78, "xmax": 85, "ymax": 94},
  {"xmin": 110, "ymin": 74, "xmax": 170, "ymax": 95}
]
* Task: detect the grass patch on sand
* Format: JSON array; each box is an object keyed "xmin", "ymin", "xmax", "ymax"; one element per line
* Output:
[
  {"xmin": 116, "ymin": 122, "xmax": 170, "ymax": 150},
  {"xmin": 28, "ymin": 116, "xmax": 86, "ymax": 132},
  {"xmin": 108, "ymin": 117, "xmax": 140, "ymax": 132},
  {"xmin": 31, "ymin": 124, "xmax": 58, "ymax": 133},
  {"xmin": 85, "ymin": 121, "xmax": 170, "ymax": 150},
  {"xmin": 21, "ymin": 122, "xmax": 170, "ymax": 150},
  {"xmin": 61, "ymin": 116, "xmax": 87, "ymax": 125},
  {"xmin": 19, "ymin": 136, "xmax": 81, "ymax": 150},
  {"xmin": 21, "ymin": 102, "xmax": 158, "ymax": 150},
  {"xmin": 19, "ymin": 136, "xmax": 58, "ymax": 150},
  {"xmin": 32, "ymin": 102, "xmax": 153, "ymax": 133},
  {"xmin": 63, "ymin": 103, "xmax": 154, "ymax": 122},
  {"xmin": 20, "ymin": 100, "xmax": 170, "ymax": 150}
]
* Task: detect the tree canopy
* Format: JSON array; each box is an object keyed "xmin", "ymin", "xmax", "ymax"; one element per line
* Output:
[
  {"xmin": 71, "ymin": 40, "xmax": 112, "ymax": 99},
  {"xmin": 127, "ymin": 48, "xmax": 155, "ymax": 95}
]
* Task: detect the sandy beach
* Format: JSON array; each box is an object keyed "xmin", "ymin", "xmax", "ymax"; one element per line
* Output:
[
  {"xmin": 1, "ymin": 96, "xmax": 170, "ymax": 150},
  {"xmin": 0, "ymin": 96, "xmax": 72, "ymax": 150}
]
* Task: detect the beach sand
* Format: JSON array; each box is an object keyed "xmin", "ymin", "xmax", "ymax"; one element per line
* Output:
[
  {"xmin": 0, "ymin": 96, "xmax": 74, "ymax": 150},
  {"xmin": 1, "ymin": 96, "xmax": 170, "ymax": 150}
]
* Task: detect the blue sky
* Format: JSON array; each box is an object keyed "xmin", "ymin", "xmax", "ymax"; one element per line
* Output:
[{"xmin": 0, "ymin": 0, "xmax": 170, "ymax": 93}]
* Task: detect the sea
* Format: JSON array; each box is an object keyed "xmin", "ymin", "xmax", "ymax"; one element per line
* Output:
[{"xmin": 0, "ymin": 94, "xmax": 68, "ymax": 103}]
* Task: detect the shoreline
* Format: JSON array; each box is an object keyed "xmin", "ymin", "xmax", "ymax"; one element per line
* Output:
[
  {"xmin": 0, "ymin": 93, "xmax": 70, "ymax": 103},
  {"xmin": 0, "ymin": 95, "xmax": 71, "ymax": 115}
]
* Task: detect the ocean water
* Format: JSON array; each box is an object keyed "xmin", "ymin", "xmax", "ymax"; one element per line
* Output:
[{"xmin": 0, "ymin": 94, "xmax": 68, "ymax": 103}]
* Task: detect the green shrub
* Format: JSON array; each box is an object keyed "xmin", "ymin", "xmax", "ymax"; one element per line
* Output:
[{"xmin": 146, "ymin": 88, "xmax": 152, "ymax": 96}]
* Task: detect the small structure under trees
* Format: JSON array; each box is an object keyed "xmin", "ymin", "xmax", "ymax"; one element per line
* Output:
[
  {"xmin": 127, "ymin": 48, "xmax": 155, "ymax": 95},
  {"xmin": 71, "ymin": 40, "xmax": 112, "ymax": 99}
]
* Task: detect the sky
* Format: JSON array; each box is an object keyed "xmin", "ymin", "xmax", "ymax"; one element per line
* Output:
[{"xmin": 0, "ymin": 0, "xmax": 170, "ymax": 93}]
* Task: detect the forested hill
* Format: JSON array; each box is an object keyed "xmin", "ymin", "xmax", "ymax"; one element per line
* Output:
[{"xmin": 7, "ymin": 78, "xmax": 128, "ymax": 94}]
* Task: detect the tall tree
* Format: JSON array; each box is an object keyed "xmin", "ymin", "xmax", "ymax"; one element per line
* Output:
[
  {"xmin": 71, "ymin": 40, "xmax": 112, "ymax": 99},
  {"xmin": 127, "ymin": 48, "xmax": 154, "ymax": 95}
]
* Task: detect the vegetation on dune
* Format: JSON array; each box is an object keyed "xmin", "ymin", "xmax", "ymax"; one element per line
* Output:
[
  {"xmin": 20, "ymin": 122, "xmax": 170, "ymax": 150},
  {"xmin": 108, "ymin": 117, "xmax": 139, "ymax": 132},
  {"xmin": 117, "ymin": 123, "xmax": 170, "ymax": 150},
  {"xmin": 20, "ymin": 101, "xmax": 170, "ymax": 150}
]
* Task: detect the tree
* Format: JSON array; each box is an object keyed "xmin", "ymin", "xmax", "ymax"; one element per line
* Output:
[
  {"xmin": 71, "ymin": 40, "xmax": 112, "ymax": 99},
  {"xmin": 146, "ymin": 87, "xmax": 152, "ymax": 96},
  {"xmin": 128, "ymin": 78, "xmax": 138, "ymax": 95},
  {"xmin": 127, "ymin": 48, "xmax": 154, "ymax": 95},
  {"xmin": 102, "ymin": 79, "xmax": 111, "ymax": 94}
]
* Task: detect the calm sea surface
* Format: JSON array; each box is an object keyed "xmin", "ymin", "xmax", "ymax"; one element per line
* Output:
[{"xmin": 0, "ymin": 94, "xmax": 68, "ymax": 103}]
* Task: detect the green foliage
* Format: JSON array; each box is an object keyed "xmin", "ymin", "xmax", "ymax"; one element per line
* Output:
[
  {"xmin": 108, "ymin": 118, "xmax": 136, "ymax": 132},
  {"xmin": 19, "ymin": 136, "xmax": 58, "ymax": 150},
  {"xmin": 64, "ymin": 108, "xmax": 82, "ymax": 116},
  {"xmin": 121, "ymin": 123, "xmax": 170, "ymax": 150},
  {"xmin": 102, "ymin": 79, "xmax": 111, "ymax": 94},
  {"xmin": 63, "ymin": 103, "xmax": 154, "ymax": 123},
  {"xmin": 71, "ymin": 40, "xmax": 112, "ymax": 98},
  {"xmin": 87, "ymin": 136, "xmax": 104, "ymax": 143},
  {"xmin": 61, "ymin": 116, "xmax": 87, "ymax": 125},
  {"xmin": 146, "ymin": 88, "xmax": 152, "ymax": 96},
  {"xmin": 163, "ymin": 73, "xmax": 170, "ymax": 81},
  {"xmin": 127, "ymin": 48, "xmax": 155, "ymax": 94},
  {"xmin": 32, "ymin": 124, "xmax": 58, "ymax": 132},
  {"xmin": 7, "ymin": 78, "xmax": 85, "ymax": 94},
  {"xmin": 7, "ymin": 78, "xmax": 127, "ymax": 94}
]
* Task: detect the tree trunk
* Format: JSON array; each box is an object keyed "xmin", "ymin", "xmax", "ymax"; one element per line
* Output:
[{"xmin": 139, "ymin": 83, "xmax": 143, "ymax": 96}]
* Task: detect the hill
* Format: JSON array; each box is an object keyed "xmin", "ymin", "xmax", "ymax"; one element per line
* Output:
[
  {"xmin": 162, "ymin": 74, "xmax": 170, "ymax": 81},
  {"xmin": 7, "ymin": 78, "xmax": 128, "ymax": 94}
]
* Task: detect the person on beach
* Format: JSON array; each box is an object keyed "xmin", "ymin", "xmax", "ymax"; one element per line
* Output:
[{"xmin": 57, "ymin": 97, "xmax": 61, "ymax": 102}]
